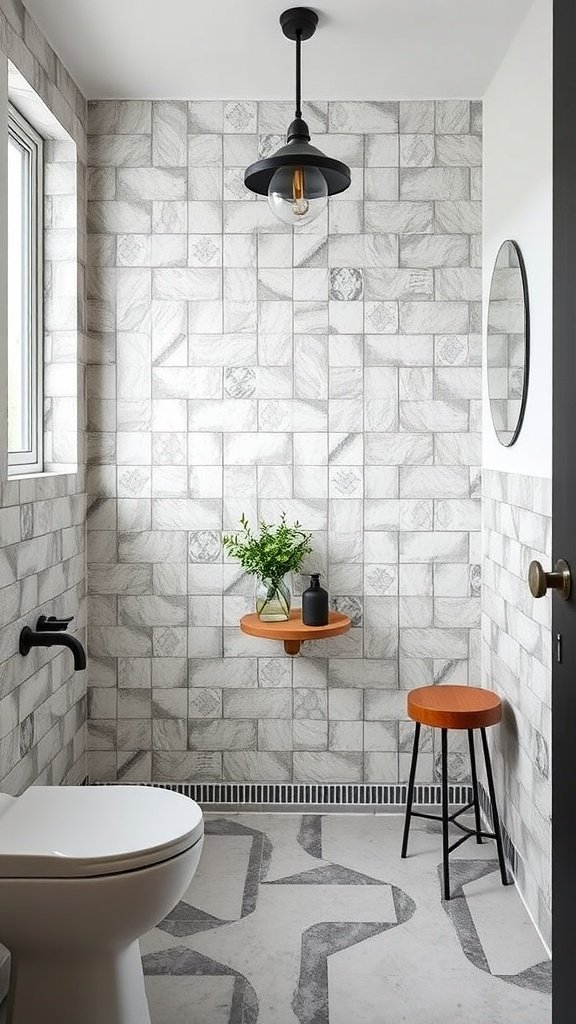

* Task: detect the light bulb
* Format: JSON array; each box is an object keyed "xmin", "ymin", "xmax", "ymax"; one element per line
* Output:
[{"xmin": 268, "ymin": 164, "xmax": 327, "ymax": 226}]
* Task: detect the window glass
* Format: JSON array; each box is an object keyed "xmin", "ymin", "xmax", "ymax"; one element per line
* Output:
[{"xmin": 7, "ymin": 106, "xmax": 42, "ymax": 473}]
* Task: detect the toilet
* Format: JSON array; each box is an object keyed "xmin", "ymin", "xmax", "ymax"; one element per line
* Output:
[{"xmin": 0, "ymin": 785, "xmax": 204, "ymax": 1024}]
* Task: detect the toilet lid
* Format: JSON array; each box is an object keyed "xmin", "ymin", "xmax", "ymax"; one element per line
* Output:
[{"xmin": 0, "ymin": 786, "xmax": 204, "ymax": 878}]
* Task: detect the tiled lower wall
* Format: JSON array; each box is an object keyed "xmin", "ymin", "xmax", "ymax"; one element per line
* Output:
[
  {"xmin": 86, "ymin": 97, "xmax": 482, "ymax": 785},
  {"xmin": 0, "ymin": 476, "xmax": 87, "ymax": 793},
  {"xmin": 482, "ymin": 469, "xmax": 551, "ymax": 947}
]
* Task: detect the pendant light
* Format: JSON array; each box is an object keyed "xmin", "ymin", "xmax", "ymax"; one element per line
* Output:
[{"xmin": 244, "ymin": 7, "xmax": 351, "ymax": 226}]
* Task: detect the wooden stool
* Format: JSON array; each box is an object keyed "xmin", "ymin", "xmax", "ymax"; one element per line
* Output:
[{"xmin": 401, "ymin": 685, "xmax": 510, "ymax": 900}]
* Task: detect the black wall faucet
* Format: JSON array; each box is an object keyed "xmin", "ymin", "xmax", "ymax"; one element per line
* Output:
[{"xmin": 19, "ymin": 616, "xmax": 87, "ymax": 671}]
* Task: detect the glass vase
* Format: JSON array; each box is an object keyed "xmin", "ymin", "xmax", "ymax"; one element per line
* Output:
[{"xmin": 255, "ymin": 577, "xmax": 291, "ymax": 622}]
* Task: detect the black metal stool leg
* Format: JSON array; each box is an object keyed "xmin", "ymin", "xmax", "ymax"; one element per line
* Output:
[
  {"xmin": 468, "ymin": 729, "xmax": 483, "ymax": 844},
  {"xmin": 441, "ymin": 728, "xmax": 450, "ymax": 900},
  {"xmin": 401, "ymin": 721, "xmax": 421, "ymax": 858},
  {"xmin": 480, "ymin": 727, "xmax": 510, "ymax": 886}
]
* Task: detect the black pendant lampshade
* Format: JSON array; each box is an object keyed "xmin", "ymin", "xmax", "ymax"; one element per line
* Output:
[{"xmin": 244, "ymin": 7, "xmax": 351, "ymax": 225}]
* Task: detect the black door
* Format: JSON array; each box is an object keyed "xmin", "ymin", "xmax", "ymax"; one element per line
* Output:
[{"xmin": 553, "ymin": 1, "xmax": 576, "ymax": 1018}]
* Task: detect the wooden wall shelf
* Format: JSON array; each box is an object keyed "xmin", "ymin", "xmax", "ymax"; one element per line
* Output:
[{"xmin": 239, "ymin": 609, "xmax": 351, "ymax": 656}]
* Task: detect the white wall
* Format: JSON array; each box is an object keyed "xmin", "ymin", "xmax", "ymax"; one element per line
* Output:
[
  {"xmin": 482, "ymin": 0, "xmax": 553, "ymax": 947},
  {"xmin": 483, "ymin": 0, "xmax": 552, "ymax": 477}
]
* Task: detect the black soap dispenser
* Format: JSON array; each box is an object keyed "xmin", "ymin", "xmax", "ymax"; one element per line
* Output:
[{"xmin": 302, "ymin": 574, "xmax": 329, "ymax": 627}]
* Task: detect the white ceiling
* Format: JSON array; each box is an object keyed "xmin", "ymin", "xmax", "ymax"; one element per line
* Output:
[{"xmin": 23, "ymin": 0, "xmax": 534, "ymax": 101}]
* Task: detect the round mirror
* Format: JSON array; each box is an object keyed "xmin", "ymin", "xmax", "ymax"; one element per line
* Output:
[{"xmin": 487, "ymin": 239, "xmax": 529, "ymax": 446}]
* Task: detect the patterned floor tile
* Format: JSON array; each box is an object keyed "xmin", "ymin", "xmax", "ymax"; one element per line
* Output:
[
  {"xmin": 462, "ymin": 867, "xmax": 548, "ymax": 976},
  {"xmin": 145, "ymin": 976, "xmax": 235, "ymax": 1024},
  {"xmin": 142, "ymin": 812, "xmax": 551, "ymax": 1024}
]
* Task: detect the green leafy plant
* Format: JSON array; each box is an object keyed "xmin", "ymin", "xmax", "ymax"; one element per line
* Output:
[{"xmin": 222, "ymin": 513, "xmax": 312, "ymax": 586}]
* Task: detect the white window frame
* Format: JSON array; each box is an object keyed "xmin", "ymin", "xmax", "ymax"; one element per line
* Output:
[{"xmin": 7, "ymin": 103, "xmax": 43, "ymax": 475}]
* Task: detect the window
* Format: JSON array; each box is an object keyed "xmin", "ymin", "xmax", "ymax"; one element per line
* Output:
[{"xmin": 7, "ymin": 105, "xmax": 43, "ymax": 473}]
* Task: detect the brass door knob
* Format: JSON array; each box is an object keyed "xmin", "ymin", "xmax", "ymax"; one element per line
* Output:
[{"xmin": 528, "ymin": 559, "xmax": 572, "ymax": 600}]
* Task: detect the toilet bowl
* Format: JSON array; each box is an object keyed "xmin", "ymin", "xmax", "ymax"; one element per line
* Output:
[{"xmin": 0, "ymin": 785, "xmax": 204, "ymax": 1024}]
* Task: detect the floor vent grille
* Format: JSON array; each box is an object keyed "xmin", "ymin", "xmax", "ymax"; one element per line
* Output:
[{"xmin": 94, "ymin": 780, "xmax": 474, "ymax": 808}]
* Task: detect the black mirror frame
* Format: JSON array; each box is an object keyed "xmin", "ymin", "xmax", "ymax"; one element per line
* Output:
[{"xmin": 487, "ymin": 238, "xmax": 530, "ymax": 448}]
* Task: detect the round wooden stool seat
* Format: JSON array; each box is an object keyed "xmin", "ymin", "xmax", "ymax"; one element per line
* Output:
[{"xmin": 407, "ymin": 685, "xmax": 502, "ymax": 731}]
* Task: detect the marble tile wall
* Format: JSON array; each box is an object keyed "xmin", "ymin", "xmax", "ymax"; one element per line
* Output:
[
  {"xmin": 86, "ymin": 98, "xmax": 482, "ymax": 785},
  {"xmin": 482, "ymin": 468, "xmax": 551, "ymax": 947},
  {"xmin": 0, "ymin": 0, "xmax": 88, "ymax": 794}
]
